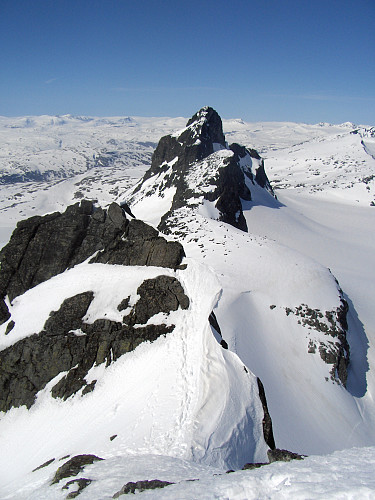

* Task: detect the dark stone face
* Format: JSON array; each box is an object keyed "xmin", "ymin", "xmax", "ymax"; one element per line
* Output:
[
  {"xmin": 51, "ymin": 455, "xmax": 103, "ymax": 485},
  {"xmin": 267, "ymin": 448, "xmax": 305, "ymax": 463},
  {"xmin": 257, "ymin": 378, "xmax": 276, "ymax": 451},
  {"xmin": 0, "ymin": 276, "xmax": 189, "ymax": 412},
  {"xmin": 0, "ymin": 198, "xmax": 189, "ymax": 413},
  {"xmin": 0, "ymin": 201, "xmax": 185, "ymax": 302},
  {"xmin": 113, "ymin": 479, "xmax": 175, "ymax": 497}
]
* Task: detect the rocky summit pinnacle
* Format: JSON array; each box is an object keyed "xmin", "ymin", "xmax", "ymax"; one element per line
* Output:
[
  {"xmin": 143, "ymin": 106, "xmax": 226, "ymax": 181},
  {"xmin": 129, "ymin": 106, "xmax": 276, "ymax": 232}
]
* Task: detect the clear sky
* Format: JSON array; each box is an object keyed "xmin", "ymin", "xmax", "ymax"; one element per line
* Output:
[{"xmin": 1, "ymin": 0, "xmax": 374, "ymax": 124}]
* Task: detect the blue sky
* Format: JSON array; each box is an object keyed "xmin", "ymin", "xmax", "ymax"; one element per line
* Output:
[{"xmin": 1, "ymin": 0, "xmax": 374, "ymax": 124}]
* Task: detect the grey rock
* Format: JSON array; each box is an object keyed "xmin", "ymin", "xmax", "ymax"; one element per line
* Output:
[
  {"xmin": 62, "ymin": 478, "xmax": 92, "ymax": 499},
  {"xmin": 130, "ymin": 107, "xmax": 275, "ymax": 234},
  {"xmin": 0, "ymin": 299, "xmax": 10, "ymax": 325},
  {"xmin": 267, "ymin": 448, "xmax": 305, "ymax": 463},
  {"xmin": 127, "ymin": 275, "xmax": 189, "ymax": 325},
  {"xmin": 32, "ymin": 458, "xmax": 55, "ymax": 472},
  {"xmin": 0, "ymin": 200, "xmax": 185, "ymax": 302},
  {"xmin": 51, "ymin": 455, "xmax": 103, "ymax": 484},
  {"xmin": 113, "ymin": 479, "xmax": 174, "ymax": 497},
  {"xmin": 0, "ymin": 275, "xmax": 189, "ymax": 411},
  {"xmin": 242, "ymin": 462, "xmax": 268, "ymax": 470},
  {"xmin": 5, "ymin": 320, "xmax": 15, "ymax": 335},
  {"xmin": 44, "ymin": 292, "xmax": 94, "ymax": 337}
]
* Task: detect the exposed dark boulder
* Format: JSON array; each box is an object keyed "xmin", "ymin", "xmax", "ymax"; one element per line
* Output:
[
  {"xmin": 255, "ymin": 160, "xmax": 275, "ymax": 195},
  {"xmin": 5, "ymin": 320, "xmax": 15, "ymax": 335},
  {"xmin": 128, "ymin": 275, "xmax": 189, "ymax": 325},
  {"xmin": 242, "ymin": 462, "xmax": 268, "ymax": 470},
  {"xmin": 287, "ymin": 299, "xmax": 350, "ymax": 386},
  {"xmin": 267, "ymin": 448, "xmax": 305, "ymax": 463},
  {"xmin": 44, "ymin": 292, "xmax": 94, "ymax": 337},
  {"xmin": 208, "ymin": 311, "xmax": 222, "ymax": 335},
  {"xmin": 113, "ymin": 479, "xmax": 174, "ymax": 497},
  {"xmin": 144, "ymin": 107, "xmax": 226, "ymax": 184},
  {"xmin": 0, "ymin": 201, "xmax": 185, "ymax": 302},
  {"xmin": 0, "ymin": 276, "xmax": 189, "ymax": 412},
  {"xmin": 62, "ymin": 478, "xmax": 92, "ymax": 498},
  {"xmin": 51, "ymin": 455, "xmax": 103, "ymax": 484},
  {"xmin": 90, "ymin": 219, "xmax": 184, "ymax": 269}
]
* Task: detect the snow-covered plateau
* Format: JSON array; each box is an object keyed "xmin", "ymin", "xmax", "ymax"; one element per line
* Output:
[{"xmin": 0, "ymin": 109, "xmax": 374, "ymax": 498}]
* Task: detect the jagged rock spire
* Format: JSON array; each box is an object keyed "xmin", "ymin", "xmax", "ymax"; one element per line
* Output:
[
  {"xmin": 145, "ymin": 106, "xmax": 226, "ymax": 180},
  {"xmin": 129, "ymin": 106, "xmax": 276, "ymax": 233}
]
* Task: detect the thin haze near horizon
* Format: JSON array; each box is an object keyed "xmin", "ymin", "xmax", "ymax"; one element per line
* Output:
[{"xmin": 1, "ymin": 0, "xmax": 374, "ymax": 125}]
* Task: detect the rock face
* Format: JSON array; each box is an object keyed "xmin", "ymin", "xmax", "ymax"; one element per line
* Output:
[
  {"xmin": 51, "ymin": 454, "xmax": 103, "ymax": 485},
  {"xmin": 0, "ymin": 200, "xmax": 184, "ymax": 318},
  {"xmin": 257, "ymin": 378, "xmax": 276, "ymax": 450},
  {"xmin": 284, "ymin": 297, "xmax": 350, "ymax": 386},
  {"xmin": 0, "ymin": 276, "xmax": 189, "ymax": 412},
  {"xmin": 129, "ymin": 106, "xmax": 275, "ymax": 233}
]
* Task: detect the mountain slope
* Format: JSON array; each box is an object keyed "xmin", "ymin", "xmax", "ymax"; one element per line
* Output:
[
  {"xmin": 0, "ymin": 108, "xmax": 374, "ymax": 498},
  {"xmin": 123, "ymin": 107, "xmax": 375, "ymax": 455}
]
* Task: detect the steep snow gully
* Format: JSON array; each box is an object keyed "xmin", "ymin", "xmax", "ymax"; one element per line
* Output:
[{"xmin": 0, "ymin": 107, "xmax": 374, "ymax": 498}]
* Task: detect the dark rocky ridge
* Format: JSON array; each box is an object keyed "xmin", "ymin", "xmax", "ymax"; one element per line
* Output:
[
  {"xmin": 284, "ymin": 298, "xmax": 350, "ymax": 386},
  {"xmin": 0, "ymin": 200, "xmax": 185, "ymax": 322},
  {"xmin": 0, "ymin": 275, "xmax": 189, "ymax": 412},
  {"xmin": 130, "ymin": 106, "xmax": 275, "ymax": 233}
]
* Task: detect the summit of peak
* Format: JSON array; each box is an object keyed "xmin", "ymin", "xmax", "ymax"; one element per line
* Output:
[{"xmin": 183, "ymin": 106, "xmax": 226, "ymax": 146}]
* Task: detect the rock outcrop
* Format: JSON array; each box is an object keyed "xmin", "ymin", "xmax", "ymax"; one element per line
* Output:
[
  {"xmin": 113, "ymin": 479, "xmax": 175, "ymax": 497},
  {"xmin": 0, "ymin": 275, "xmax": 189, "ymax": 412},
  {"xmin": 0, "ymin": 200, "xmax": 184, "ymax": 305},
  {"xmin": 129, "ymin": 106, "xmax": 275, "ymax": 233}
]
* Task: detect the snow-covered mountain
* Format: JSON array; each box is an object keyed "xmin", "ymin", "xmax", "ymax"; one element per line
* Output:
[{"xmin": 0, "ymin": 108, "xmax": 374, "ymax": 498}]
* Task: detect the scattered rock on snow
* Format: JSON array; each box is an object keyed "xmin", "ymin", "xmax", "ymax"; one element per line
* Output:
[
  {"xmin": 62, "ymin": 478, "xmax": 92, "ymax": 498},
  {"xmin": 51, "ymin": 454, "xmax": 103, "ymax": 485},
  {"xmin": 267, "ymin": 448, "xmax": 305, "ymax": 463},
  {"xmin": 113, "ymin": 479, "xmax": 174, "ymax": 497}
]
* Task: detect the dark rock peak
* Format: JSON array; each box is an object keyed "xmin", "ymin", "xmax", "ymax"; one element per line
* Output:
[
  {"xmin": 185, "ymin": 106, "xmax": 226, "ymax": 147},
  {"xmin": 144, "ymin": 106, "xmax": 226, "ymax": 182},
  {"xmin": 130, "ymin": 106, "xmax": 275, "ymax": 234},
  {"xmin": 0, "ymin": 200, "xmax": 185, "ymax": 306}
]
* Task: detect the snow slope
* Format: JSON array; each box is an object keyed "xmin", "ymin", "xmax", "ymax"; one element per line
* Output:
[{"xmin": 0, "ymin": 258, "xmax": 268, "ymax": 497}]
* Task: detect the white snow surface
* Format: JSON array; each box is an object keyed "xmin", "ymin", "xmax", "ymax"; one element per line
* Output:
[
  {"xmin": 0, "ymin": 259, "xmax": 268, "ymax": 496},
  {"xmin": 3, "ymin": 447, "xmax": 375, "ymax": 499},
  {"xmin": 0, "ymin": 114, "xmax": 374, "ymax": 497}
]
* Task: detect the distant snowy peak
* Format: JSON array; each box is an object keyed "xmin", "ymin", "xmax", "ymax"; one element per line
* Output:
[{"xmin": 127, "ymin": 107, "xmax": 276, "ymax": 232}]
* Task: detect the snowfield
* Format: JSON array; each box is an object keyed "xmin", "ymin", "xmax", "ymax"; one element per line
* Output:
[{"xmin": 0, "ymin": 113, "xmax": 374, "ymax": 498}]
